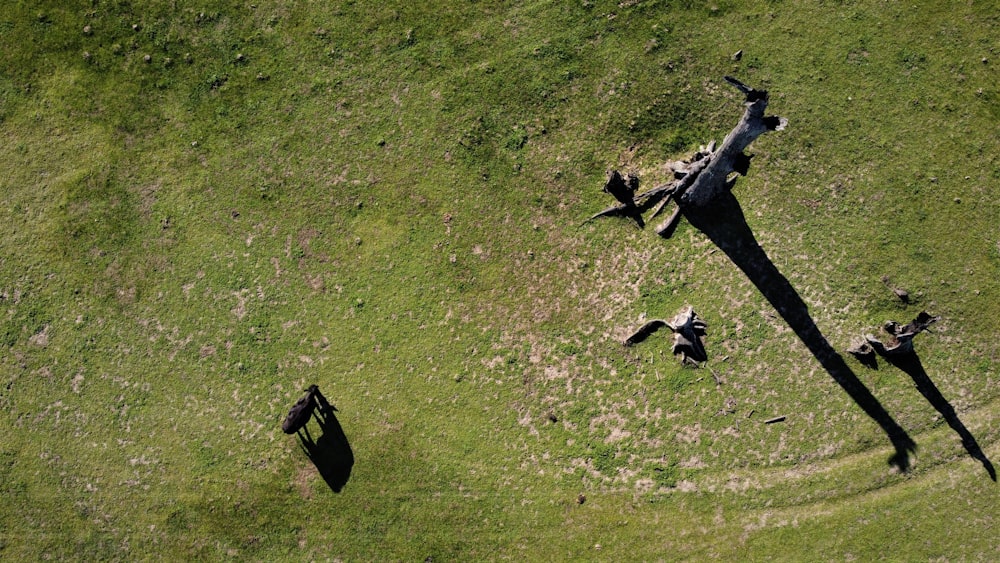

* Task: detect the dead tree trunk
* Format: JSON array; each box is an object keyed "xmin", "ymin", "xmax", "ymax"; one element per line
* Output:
[
  {"xmin": 677, "ymin": 76, "xmax": 786, "ymax": 208},
  {"xmin": 586, "ymin": 76, "xmax": 786, "ymax": 233},
  {"xmin": 865, "ymin": 311, "xmax": 941, "ymax": 356}
]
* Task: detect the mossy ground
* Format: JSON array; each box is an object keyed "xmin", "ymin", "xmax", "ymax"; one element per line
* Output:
[{"xmin": 2, "ymin": 0, "xmax": 999, "ymax": 559}]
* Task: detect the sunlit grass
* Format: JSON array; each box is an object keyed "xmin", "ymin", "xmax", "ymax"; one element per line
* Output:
[{"xmin": 2, "ymin": 0, "xmax": 999, "ymax": 559}]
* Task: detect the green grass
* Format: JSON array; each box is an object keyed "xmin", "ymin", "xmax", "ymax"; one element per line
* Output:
[{"xmin": 2, "ymin": 0, "xmax": 1000, "ymax": 559}]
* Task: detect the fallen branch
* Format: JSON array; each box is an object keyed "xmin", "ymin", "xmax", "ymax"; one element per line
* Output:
[
  {"xmin": 709, "ymin": 368, "xmax": 723, "ymax": 386},
  {"xmin": 623, "ymin": 306, "xmax": 708, "ymax": 364},
  {"xmin": 655, "ymin": 205, "xmax": 684, "ymax": 239}
]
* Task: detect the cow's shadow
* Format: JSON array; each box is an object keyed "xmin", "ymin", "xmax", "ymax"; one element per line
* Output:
[
  {"xmin": 870, "ymin": 348, "xmax": 996, "ymax": 481},
  {"xmin": 682, "ymin": 191, "xmax": 917, "ymax": 471},
  {"xmin": 298, "ymin": 405, "xmax": 355, "ymax": 493}
]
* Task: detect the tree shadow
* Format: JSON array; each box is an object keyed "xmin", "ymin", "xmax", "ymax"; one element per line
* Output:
[
  {"xmin": 682, "ymin": 191, "xmax": 917, "ymax": 471},
  {"xmin": 872, "ymin": 348, "xmax": 996, "ymax": 481},
  {"xmin": 298, "ymin": 406, "xmax": 355, "ymax": 492}
]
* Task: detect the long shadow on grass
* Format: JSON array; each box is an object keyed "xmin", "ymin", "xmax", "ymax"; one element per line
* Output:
[
  {"xmin": 299, "ymin": 409, "xmax": 354, "ymax": 492},
  {"xmin": 875, "ymin": 350, "xmax": 996, "ymax": 480},
  {"xmin": 683, "ymin": 191, "xmax": 917, "ymax": 471}
]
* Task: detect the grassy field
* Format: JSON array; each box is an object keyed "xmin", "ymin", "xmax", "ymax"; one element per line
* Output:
[{"xmin": 2, "ymin": 0, "xmax": 999, "ymax": 559}]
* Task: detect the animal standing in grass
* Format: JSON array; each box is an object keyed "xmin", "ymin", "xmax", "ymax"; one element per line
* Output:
[{"xmin": 282, "ymin": 384, "xmax": 335, "ymax": 436}]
